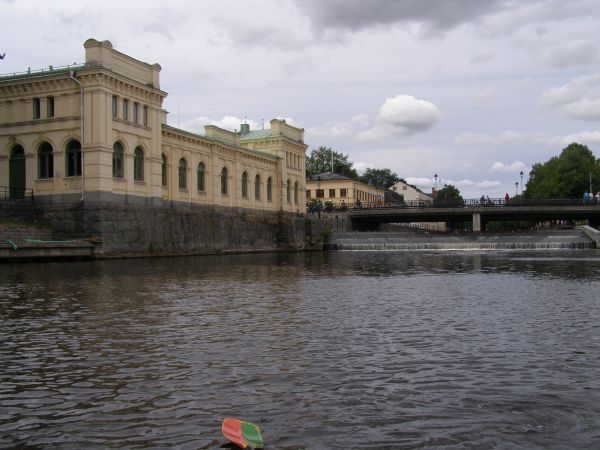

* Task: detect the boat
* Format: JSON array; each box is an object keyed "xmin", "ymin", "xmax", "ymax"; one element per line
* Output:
[{"xmin": 222, "ymin": 417, "xmax": 264, "ymax": 449}]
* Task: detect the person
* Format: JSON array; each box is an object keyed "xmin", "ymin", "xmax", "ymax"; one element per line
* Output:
[
  {"xmin": 504, "ymin": 193, "xmax": 510, "ymax": 203},
  {"xmin": 583, "ymin": 191, "xmax": 590, "ymax": 203},
  {"xmin": 480, "ymin": 195, "xmax": 485, "ymax": 205},
  {"xmin": 596, "ymin": 192, "xmax": 600, "ymax": 203}
]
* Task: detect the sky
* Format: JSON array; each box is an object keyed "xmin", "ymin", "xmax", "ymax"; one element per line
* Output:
[{"xmin": 3, "ymin": 0, "xmax": 600, "ymax": 198}]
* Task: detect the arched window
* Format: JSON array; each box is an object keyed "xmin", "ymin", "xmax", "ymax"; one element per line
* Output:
[
  {"xmin": 178, "ymin": 158, "xmax": 187, "ymax": 189},
  {"xmin": 267, "ymin": 177, "xmax": 272, "ymax": 202},
  {"xmin": 221, "ymin": 167, "xmax": 228, "ymax": 195},
  {"xmin": 134, "ymin": 146, "xmax": 144, "ymax": 181},
  {"xmin": 241, "ymin": 171, "xmax": 248, "ymax": 198},
  {"xmin": 112, "ymin": 142, "xmax": 124, "ymax": 178},
  {"xmin": 254, "ymin": 174, "xmax": 261, "ymax": 200},
  {"xmin": 287, "ymin": 179, "xmax": 291, "ymax": 203},
  {"xmin": 66, "ymin": 140, "xmax": 82, "ymax": 177},
  {"xmin": 294, "ymin": 181, "xmax": 299, "ymax": 204},
  {"xmin": 38, "ymin": 142, "xmax": 53, "ymax": 179},
  {"xmin": 161, "ymin": 154, "xmax": 167, "ymax": 186},
  {"xmin": 197, "ymin": 162, "xmax": 205, "ymax": 192}
]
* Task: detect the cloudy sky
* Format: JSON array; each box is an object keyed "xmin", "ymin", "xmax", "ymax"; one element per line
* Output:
[{"xmin": 3, "ymin": 0, "xmax": 600, "ymax": 198}]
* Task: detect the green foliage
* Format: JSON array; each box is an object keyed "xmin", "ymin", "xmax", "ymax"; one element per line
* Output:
[
  {"xmin": 305, "ymin": 146, "xmax": 358, "ymax": 179},
  {"xmin": 359, "ymin": 168, "xmax": 401, "ymax": 188},
  {"xmin": 434, "ymin": 184, "xmax": 464, "ymax": 206},
  {"xmin": 524, "ymin": 143, "xmax": 600, "ymax": 198}
]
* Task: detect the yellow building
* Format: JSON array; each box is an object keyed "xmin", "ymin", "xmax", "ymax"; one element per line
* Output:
[
  {"xmin": 0, "ymin": 39, "xmax": 307, "ymax": 214},
  {"xmin": 305, "ymin": 172, "xmax": 386, "ymax": 208}
]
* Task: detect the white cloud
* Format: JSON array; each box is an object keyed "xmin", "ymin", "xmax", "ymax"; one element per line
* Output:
[
  {"xmin": 306, "ymin": 114, "xmax": 370, "ymax": 140},
  {"xmin": 539, "ymin": 73, "xmax": 600, "ymax": 120},
  {"xmin": 490, "ymin": 160, "xmax": 528, "ymax": 173},
  {"xmin": 358, "ymin": 95, "xmax": 442, "ymax": 141}
]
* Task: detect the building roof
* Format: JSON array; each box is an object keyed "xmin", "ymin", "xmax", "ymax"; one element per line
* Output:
[
  {"xmin": 239, "ymin": 129, "xmax": 272, "ymax": 141},
  {"xmin": 307, "ymin": 172, "xmax": 354, "ymax": 182},
  {"xmin": 0, "ymin": 64, "xmax": 85, "ymax": 82}
]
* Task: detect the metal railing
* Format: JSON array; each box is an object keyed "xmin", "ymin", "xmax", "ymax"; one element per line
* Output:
[
  {"xmin": 1, "ymin": 186, "xmax": 35, "ymax": 202},
  {"xmin": 307, "ymin": 197, "xmax": 600, "ymax": 213}
]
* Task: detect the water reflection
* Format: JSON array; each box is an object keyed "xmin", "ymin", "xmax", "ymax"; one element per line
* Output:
[{"xmin": 1, "ymin": 251, "xmax": 600, "ymax": 449}]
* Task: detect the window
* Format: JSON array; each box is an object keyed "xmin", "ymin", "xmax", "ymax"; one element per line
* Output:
[
  {"xmin": 38, "ymin": 142, "xmax": 53, "ymax": 179},
  {"xmin": 267, "ymin": 177, "xmax": 272, "ymax": 202},
  {"xmin": 143, "ymin": 105, "xmax": 148, "ymax": 126},
  {"xmin": 306, "ymin": 189, "xmax": 311, "ymax": 198},
  {"xmin": 161, "ymin": 154, "xmax": 167, "ymax": 186},
  {"xmin": 33, "ymin": 98, "xmax": 40, "ymax": 119},
  {"xmin": 178, "ymin": 158, "xmax": 187, "ymax": 189},
  {"xmin": 287, "ymin": 179, "xmax": 291, "ymax": 203},
  {"xmin": 47, "ymin": 96, "xmax": 55, "ymax": 118},
  {"xmin": 112, "ymin": 96, "xmax": 118, "ymax": 118},
  {"xmin": 221, "ymin": 167, "xmax": 228, "ymax": 195},
  {"xmin": 122, "ymin": 99, "xmax": 129, "ymax": 121},
  {"xmin": 340, "ymin": 188, "xmax": 347, "ymax": 197},
  {"xmin": 112, "ymin": 142, "xmax": 124, "ymax": 178},
  {"xmin": 329, "ymin": 189, "xmax": 336, "ymax": 198},
  {"xmin": 294, "ymin": 181, "xmax": 299, "ymax": 204},
  {"xmin": 197, "ymin": 162, "xmax": 205, "ymax": 192},
  {"xmin": 133, "ymin": 103, "xmax": 139, "ymax": 123},
  {"xmin": 241, "ymin": 171, "xmax": 248, "ymax": 198},
  {"xmin": 66, "ymin": 140, "xmax": 82, "ymax": 177},
  {"xmin": 134, "ymin": 147, "xmax": 144, "ymax": 181},
  {"xmin": 316, "ymin": 189, "xmax": 324, "ymax": 198},
  {"xmin": 254, "ymin": 175, "xmax": 260, "ymax": 200}
]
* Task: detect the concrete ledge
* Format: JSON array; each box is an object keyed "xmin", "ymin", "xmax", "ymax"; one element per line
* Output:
[
  {"xmin": 0, "ymin": 241, "xmax": 95, "ymax": 261},
  {"xmin": 579, "ymin": 225, "xmax": 600, "ymax": 247}
]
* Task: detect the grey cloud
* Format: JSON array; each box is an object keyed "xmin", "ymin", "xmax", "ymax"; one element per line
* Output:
[
  {"xmin": 547, "ymin": 41, "xmax": 599, "ymax": 69},
  {"xmin": 296, "ymin": 0, "xmax": 509, "ymax": 34}
]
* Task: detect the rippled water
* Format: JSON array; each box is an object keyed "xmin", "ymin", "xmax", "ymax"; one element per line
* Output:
[{"xmin": 1, "ymin": 251, "xmax": 600, "ymax": 449}]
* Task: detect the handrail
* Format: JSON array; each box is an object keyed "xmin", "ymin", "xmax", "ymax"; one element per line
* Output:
[
  {"xmin": 0, "ymin": 186, "xmax": 34, "ymax": 201},
  {"xmin": 307, "ymin": 197, "xmax": 600, "ymax": 213}
]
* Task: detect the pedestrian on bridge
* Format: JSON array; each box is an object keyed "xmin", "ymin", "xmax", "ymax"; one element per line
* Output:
[{"xmin": 504, "ymin": 193, "xmax": 510, "ymax": 204}]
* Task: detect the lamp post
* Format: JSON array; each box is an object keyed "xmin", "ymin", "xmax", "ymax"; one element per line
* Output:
[
  {"xmin": 515, "ymin": 182, "xmax": 518, "ymax": 197},
  {"xmin": 520, "ymin": 170, "xmax": 523, "ymax": 195}
]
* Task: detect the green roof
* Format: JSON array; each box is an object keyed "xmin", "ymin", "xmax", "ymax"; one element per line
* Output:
[
  {"xmin": 239, "ymin": 129, "xmax": 273, "ymax": 141},
  {"xmin": 0, "ymin": 64, "xmax": 85, "ymax": 82}
]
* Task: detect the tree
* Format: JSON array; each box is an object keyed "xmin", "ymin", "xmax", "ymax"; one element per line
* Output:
[
  {"xmin": 305, "ymin": 146, "xmax": 358, "ymax": 179},
  {"xmin": 434, "ymin": 184, "xmax": 464, "ymax": 206},
  {"xmin": 359, "ymin": 168, "xmax": 401, "ymax": 188},
  {"xmin": 524, "ymin": 143, "xmax": 600, "ymax": 198}
]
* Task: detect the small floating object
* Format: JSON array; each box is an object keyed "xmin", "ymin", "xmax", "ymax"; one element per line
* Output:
[{"xmin": 222, "ymin": 417, "xmax": 264, "ymax": 449}]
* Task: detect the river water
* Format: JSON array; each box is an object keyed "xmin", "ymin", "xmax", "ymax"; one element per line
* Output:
[{"xmin": 1, "ymin": 250, "xmax": 600, "ymax": 449}]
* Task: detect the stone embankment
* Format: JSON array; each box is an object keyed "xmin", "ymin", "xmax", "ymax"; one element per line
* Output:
[{"xmin": 326, "ymin": 228, "xmax": 598, "ymax": 251}]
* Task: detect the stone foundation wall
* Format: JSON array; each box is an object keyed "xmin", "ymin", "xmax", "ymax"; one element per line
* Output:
[{"xmin": 29, "ymin": 198, "xmax": 311, "ymax": 256}]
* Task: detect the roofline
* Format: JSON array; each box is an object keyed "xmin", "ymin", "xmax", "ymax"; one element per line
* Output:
[{"xmin": 162, "ymin": 124, "xmax": 279, "ymax": 161}]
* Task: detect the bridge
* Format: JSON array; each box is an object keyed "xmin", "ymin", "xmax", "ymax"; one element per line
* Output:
[{"xmin": 347, "ymin": 198, "xmax": 600, "ymax": 231}]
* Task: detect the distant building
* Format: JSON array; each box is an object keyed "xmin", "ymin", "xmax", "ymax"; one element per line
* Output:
[
  {"xmin": 306, "ymin": 172, "xmax": 385, "ymax": 207},
  {"xmin": 0, "ymin": 39, "xmax": 307, "ymax": 214},
  {"xmin": 389, "ymin": 180, "xmax": 432, "ymax": 204}
]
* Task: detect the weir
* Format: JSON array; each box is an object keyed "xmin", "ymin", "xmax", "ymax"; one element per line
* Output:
[{"xmin": 325, "ymin": 230, "xmax": 597, "ymax": 251}]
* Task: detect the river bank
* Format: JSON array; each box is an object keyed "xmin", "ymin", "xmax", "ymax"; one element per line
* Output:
[{"xmin": 326, "ymin": 226, "xmax": 598, "ymax": 250}]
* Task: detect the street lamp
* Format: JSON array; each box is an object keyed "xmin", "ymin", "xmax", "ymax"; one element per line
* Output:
[
  {"xmin": 515, "ymin": 182, "xmax": 518, "ymax": 196},
  {"xmin": 520, "ymin": 170, "xmax": 524, "ymax": 194}
]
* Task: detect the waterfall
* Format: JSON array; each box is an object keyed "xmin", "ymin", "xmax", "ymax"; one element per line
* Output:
[{"xmin": 325, "ymin": 231, "xmax": 596, "ymax": 251}]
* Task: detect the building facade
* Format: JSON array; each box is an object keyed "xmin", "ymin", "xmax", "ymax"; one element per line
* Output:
[
  {"xmin": 389, "ymin": 180, "xmax": 433, "ymax": 204},
  {"xmin": 306, "ymin": 172, "xmax": 386, "ymax": 207},
  {"xmin": 0, "ymin": 39, "xmax": 307, "ymax": 215}
]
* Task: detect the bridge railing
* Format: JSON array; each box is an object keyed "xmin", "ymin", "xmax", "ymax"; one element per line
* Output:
[{"xmin": 306, "ymin": 197, "xmax": 600, "ymax": 213}]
